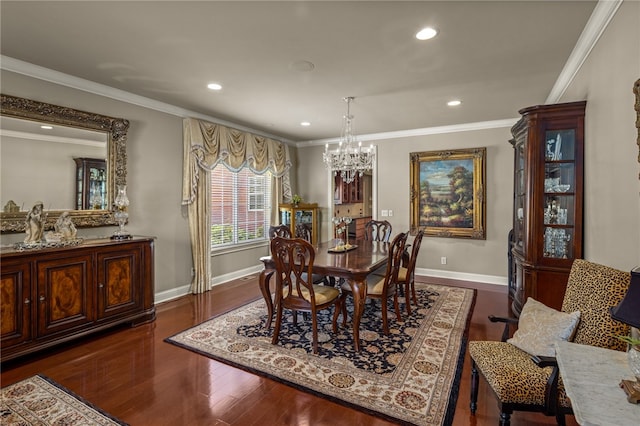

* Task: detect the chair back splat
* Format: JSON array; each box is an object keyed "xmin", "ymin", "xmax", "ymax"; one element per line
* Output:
[
  {"xmin": 364, "ymin": 220, "xmax": 392, "ymax": 242},
  {"xmin": 268, "ymin": 224, "xmax": 291, "ymax": 239},
  {"xmin": 270, "ymin": 237, "xmax": 340, "ymax": 354}
]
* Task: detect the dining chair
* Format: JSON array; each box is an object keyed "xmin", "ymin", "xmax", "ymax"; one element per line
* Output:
[
  {"xmin": 395, "ymin": 230, "xmax": 424, "ymax": 314},
  {"xmin": 268, "ymin": 224, "xmax": 292, "ymax": 239},
  {"xmin": 339, "ymin": 231, "xmax": 408, "ymax": 335},
  {"xmin": 364, "ymin": 220, "xmax": 392, "ymax": 242},
  {"xmin": 270, "ymin": 237, "xmax": 341, "ymax": 354}
]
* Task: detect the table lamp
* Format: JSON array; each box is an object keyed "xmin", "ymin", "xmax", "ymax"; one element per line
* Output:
[{"xmin": 610, "ymin": 266, "xmax": 640, "ymax": 403}]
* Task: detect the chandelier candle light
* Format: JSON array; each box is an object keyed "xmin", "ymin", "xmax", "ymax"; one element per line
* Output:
[{"xmin": 323, "ymin": 97, "xmax": 375, "ymax": 184}]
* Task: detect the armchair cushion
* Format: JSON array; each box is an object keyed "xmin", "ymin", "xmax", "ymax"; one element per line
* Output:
[
  {"xmin": 507, "ymin": 297, "xmax": 580, "ymax": 357},
  {"xmin": 468, "ymin": 341, "xmax": 571, "ymax": 408}
]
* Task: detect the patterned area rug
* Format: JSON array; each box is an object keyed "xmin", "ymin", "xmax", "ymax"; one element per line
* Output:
[
  {"xmin": 0, "ymin": 374, "xmax": 128, "ymax": 426},
  {"xmin": 166, "ymin": 283, "xmax": 476, "ymax": 425}
]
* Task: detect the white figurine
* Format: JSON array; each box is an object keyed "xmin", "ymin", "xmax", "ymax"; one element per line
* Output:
[
  {"xmin": 55, "ymin": 211, "xmax": 77, "ymax": 240},
  {"xmin": 24, "ymin": 201, "xmax": 45, "ymax": 243}
]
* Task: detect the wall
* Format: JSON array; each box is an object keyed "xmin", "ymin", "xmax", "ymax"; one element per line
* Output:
[
  {"xmin": 560, "ymin": 0, "xmax": 640, "ymax": 270},
  {"xmin": 297, "ymin": 126, "xmax": 514, "ymax": 282}
]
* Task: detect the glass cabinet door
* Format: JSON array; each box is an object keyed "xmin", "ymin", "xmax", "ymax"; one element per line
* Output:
[
  {"xmin": 513, "ymin": 139, "xmax": 526, "ymax": 251},
  {"xmin": 542, "ymin": 129, "xmax": 576, "ymax": 259}
]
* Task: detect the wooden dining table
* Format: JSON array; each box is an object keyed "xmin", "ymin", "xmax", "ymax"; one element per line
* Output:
[{"xmin": 258, "ymin": 239, "xmax": 390, "ymax": 351}]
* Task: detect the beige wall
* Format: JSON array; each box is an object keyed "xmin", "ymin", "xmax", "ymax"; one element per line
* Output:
[
  {"xmin": 297, "ymin": 127, "xmax": 514, "ymax": 281},
  {"xmin": 560, "ymin": 0, "xmax": 640, "ymax": 270}
]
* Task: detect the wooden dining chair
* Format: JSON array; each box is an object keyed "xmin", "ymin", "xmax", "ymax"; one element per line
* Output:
[
  {"xmin": 339, "ymin": 231, "xmax": 408, "ymax": 335},
  {"xmin": 270, "ymin": 237, "xmax": 341, "ymax": 354},
  {"xmin": 395, "ymin": 230, "xmax": 424, "ymax": 314},
  {"xmin": 268, "ymin": 224, "xmax": 292, "ymax": 239},
  {"xmin": 364, "ymin": 220, "xmax": 392, "ymax": 242}
]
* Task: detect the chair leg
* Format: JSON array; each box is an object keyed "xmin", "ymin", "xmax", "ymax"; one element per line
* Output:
[
  {"xmin": 556, "ymin": 412, "xmax": 566, "ymax": 426},
  {"xmin": 410, "ymin": 279, "xmax": 418, "ymax": 305},
  {"xmin": 271, "ymin": 305, "xmax": 284, "ymax": 345},
  {"xmin": 393, "ymin": 293, "xmax": 402, "ymax": 322},
  {"xmin": 311, "ymin": 309, "xmax": 319, "ymax": 354},
  {"xmin": 381, "ymin": 298, "xmax": 389, "ymax": 335},
  {"xmin": 470, "ymin": 360, "xmax": 479, "ymax": 414},
  {"xmin": 332, "ymin": 301, "xmax": 341, "ymax": 333},
  {"xmin": 404, "ymin": 281, "xmax": 412, "ymax": 315},
  {"xmin": 499, "ymin": 411, "xmax": 511, "ymax": 426}
]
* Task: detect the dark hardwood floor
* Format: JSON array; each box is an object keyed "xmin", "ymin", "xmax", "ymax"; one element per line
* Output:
[{"xmin": 1, "ymin": 276, "xmax": 578, "ymax": 426}]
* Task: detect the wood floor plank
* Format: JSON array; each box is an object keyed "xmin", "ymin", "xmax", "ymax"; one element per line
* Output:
[{"xmin": 1, "ymin": 276, "xmax": 578, "ymax": 426}]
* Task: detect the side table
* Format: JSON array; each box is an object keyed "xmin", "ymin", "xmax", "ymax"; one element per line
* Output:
[{"xmin": 555, "ymin": 341, "xmax": 639, "ymax": 425}]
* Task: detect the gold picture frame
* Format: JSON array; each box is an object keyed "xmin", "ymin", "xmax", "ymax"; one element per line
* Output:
[
  {"xmin": 634, "ymin": 78, "xmax": 640, "ymax": 180},
  {"xmin": 410, "ymin": 147, "xmax": 486, "ymax": 239}
]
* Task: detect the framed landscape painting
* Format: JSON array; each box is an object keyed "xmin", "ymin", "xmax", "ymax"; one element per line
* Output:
[{"xmin": 410, "ymin": 148, "xmax": 486, "ymax": 239}]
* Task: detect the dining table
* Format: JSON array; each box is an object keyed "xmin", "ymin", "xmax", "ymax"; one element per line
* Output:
[{"xmin": 259, "ymin": 239, "xmax": 390, "ymax": 351}]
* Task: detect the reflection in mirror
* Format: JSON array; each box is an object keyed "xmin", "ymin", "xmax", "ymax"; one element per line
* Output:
[
  {"xmin": 1, "ymin": 116, "xmax": 108, "ymax": 210},
  {"xmin": 0, "ymin": 94, "xmax": 129, "ymax": 233}
]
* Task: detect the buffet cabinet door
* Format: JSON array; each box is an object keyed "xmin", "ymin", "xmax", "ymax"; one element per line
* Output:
[
  {"xmin": 36, "ymin": 254, "xmax": 95, "ymax": 337},
  {"xmin": 96, "ymin": 245, "xmax": 143, "ymax": 320},
  {"xmin": 0, "ymin": 260, "xmax": 32, "ymax": 348}
]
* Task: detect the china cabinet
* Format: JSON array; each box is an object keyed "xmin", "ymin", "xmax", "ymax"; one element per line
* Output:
[
  {"xmin": 75, "ymin": 157, "xmax": 108, "ymax": 210},
  {"xmin": 279, "ymin": 203, "xmax": 318, "ymax": 244},
  {"xmin": 509, "ymin": 101, "xmax": 585, "ymax": 316},
  {"xmin": 0, "ymin": 237, "xmax": 155, "ymax": 362}
]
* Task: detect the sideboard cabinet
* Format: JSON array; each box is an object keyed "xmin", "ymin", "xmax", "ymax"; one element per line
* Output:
[
  {"xmin": 509, "ymin": 101, "xmax": 585, "ymax": 316},
  {"xmin": 0, "ymin": 237, "xmax": 155, "ymax": 362}
]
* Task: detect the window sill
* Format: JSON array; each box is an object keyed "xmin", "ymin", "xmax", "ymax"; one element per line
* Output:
[{"xmin": 211, "ymin": 240, "xmax": 269, "ymax": 256}]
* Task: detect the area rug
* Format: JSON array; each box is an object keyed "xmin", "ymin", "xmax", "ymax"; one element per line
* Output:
[
  {"xmin": 0, "ymin": 374, "xmax": 128, "ymax": 426},
  {"xmin": 166, "ymin": 282, "xmax": 475, "ymax": 425}
]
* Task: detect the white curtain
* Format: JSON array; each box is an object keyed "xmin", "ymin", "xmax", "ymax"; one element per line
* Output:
[{"xmin": 182, "ymin": 118, "xmax": 292, "ymax": 293}]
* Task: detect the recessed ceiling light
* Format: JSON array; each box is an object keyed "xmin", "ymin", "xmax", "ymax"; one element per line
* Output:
[
  {"xmin": 416, "ymin": 27, "xmax": 438, "ymax": 40},
  {"xmin": 40, "ymin": 125, "xmax": 53, "ymax": 130},
  {"xmin": 447, "ymin": 100, "xmax": 462, "ymax": 107},
  {"xmin": 207, "ymin": 83, "xmax": 222, "ymax": 91},
  {"xmin": 300, "ymin": 121, "xmax": 311, "ymax": 127}
]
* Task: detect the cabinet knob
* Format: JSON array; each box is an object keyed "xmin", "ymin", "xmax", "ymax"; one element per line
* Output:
[
  {"xmin": 24, "ymin": 298, "xmax": 30, "ymax": 304},
  {"xmin": 98, "ymin": 283, "xmax": 104, "ymax": 288},
  {"xmin": 39, "ymin": 295, "xmax": 45, "ymax": 302}
]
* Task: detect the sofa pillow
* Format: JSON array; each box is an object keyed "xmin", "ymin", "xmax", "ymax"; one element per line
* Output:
[{"xmin": 507, "ymin": 297, "xmax": 580, "ymax": 357}]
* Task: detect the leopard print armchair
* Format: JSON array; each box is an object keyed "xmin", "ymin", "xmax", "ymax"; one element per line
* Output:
[{"xmin": 468, "ymin": 259, "xmax": 631, "ymax": 426}]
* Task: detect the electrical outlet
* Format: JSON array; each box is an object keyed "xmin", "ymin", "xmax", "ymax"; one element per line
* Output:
[
  {"xmin": 440, "ymin": 257, "xmax": 447, "ymax": 265},
  {"xmin": 381, "ymin": 210, "xmax": 389, "ymax": 217},
  {"xmin": 388, "ymin": 210, "xmax": 393, "ymax": 217}
]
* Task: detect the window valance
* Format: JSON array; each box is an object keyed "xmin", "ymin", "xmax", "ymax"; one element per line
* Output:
[{"xmin": 182, "ymin": 117, "xmax": 291, "ymax": 205}]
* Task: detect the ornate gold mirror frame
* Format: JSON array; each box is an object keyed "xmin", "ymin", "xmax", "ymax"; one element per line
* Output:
[
  {"xmin": 635, "ymin": 78, "xmax": 640, "ymax": 180},
  {"xmin": 1, "ymin": 94, "xmax": 129, "ymax": 233}
]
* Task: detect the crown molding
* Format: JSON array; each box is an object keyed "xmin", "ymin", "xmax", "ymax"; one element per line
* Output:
[
  {"xmin": 546, "ymin": 0, "xmax": 622, "ymax": 103},
  {"xmin": 0, "ymin": 55, "xmax": 294, "ymax": 145},
  {"xmin": 299, "ymin": 118, "xmax": 519, "ymax": 148}
]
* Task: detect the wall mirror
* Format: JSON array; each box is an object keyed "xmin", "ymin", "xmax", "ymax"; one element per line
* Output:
[{"xmin": 0, "ymin": 94, "xmax": 129, "ymax": 233}]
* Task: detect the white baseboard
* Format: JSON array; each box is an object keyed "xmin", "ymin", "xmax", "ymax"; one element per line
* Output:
[
  {"xmin": 154, "ymin": 264, "xmax": 265, "ymax": 305},
  {"xmin": 210, "ymin": 264, "xmax": 264, "ymax": 287},
  {"xmin": 415, "ymin": 267, "xmax": 507, "ymax": 286}
]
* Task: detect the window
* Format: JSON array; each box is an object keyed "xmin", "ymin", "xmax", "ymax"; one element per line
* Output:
[{"xmin": 210, "ymin": 166, "xmax": 272, "ymax": 248}]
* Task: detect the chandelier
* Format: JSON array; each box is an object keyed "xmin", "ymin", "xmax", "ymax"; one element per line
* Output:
[{"xmin": 323, "ymin": 97, "xmax": 375, "ymax": 184}]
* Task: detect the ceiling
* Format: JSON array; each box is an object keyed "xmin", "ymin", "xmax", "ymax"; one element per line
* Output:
[{"xmin": 0, "ymin": 1, "xmax": 599, "ymax": 144}]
